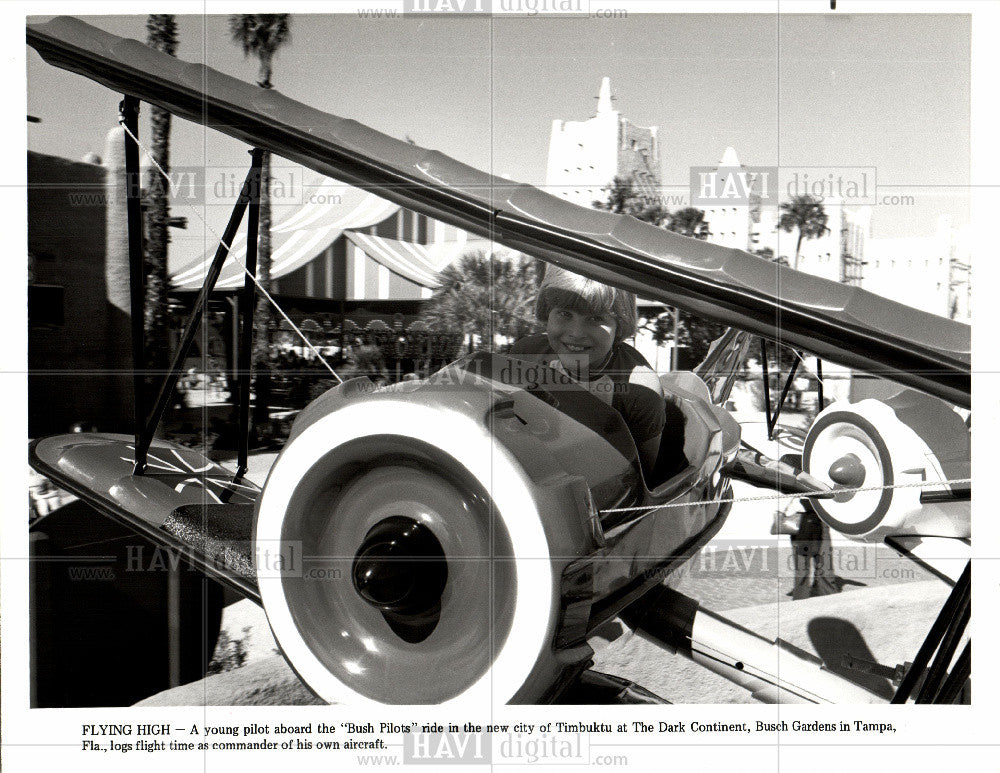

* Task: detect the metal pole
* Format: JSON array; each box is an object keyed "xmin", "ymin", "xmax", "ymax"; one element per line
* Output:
[
  {"xmin": 236, "ymin": 149, "xmax": 265, "ymax": 479},
  {"xmin": 760, "ymin": 338, "xmax": 773, "ymax": 439},
  {"xmin": 671, "ymin": 307, "xmax": 680, "ymax": 371},
  {"xmin": 892, "ymin": 562, "xmax": 971, "ymax": 703},
  {"xmin": 228, "ymin": 295, "xmax": 239, "ymax": 392},
  {"xmin": 816, "ymin": 357, "xmax": 824, "ymax": 410},
  {"xmin": 167, "ymin": 565, "xmax": 181, "ymax": 687},
  {"xmin": 772, "ymin": 357, "xmax": 800, "ymax": 428},
  {"xmin": 120, "ymin": 96, "xmax": 146, "ymax": 474},
  {"xmin": 934, "ymin": 642, "xmax": 970, "ymax": 704},
  {"xmin": 135, "ymin": 160, "xmax": 261, "ymax": 469}
]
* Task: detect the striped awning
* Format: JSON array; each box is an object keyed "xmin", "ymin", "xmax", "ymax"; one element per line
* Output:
[
  {"xmin": 341, "ymin": 233, "xmax": 523, "ymax": 300},
  {"xmin": 344, "ymin": 231, "xmax": 465, "ymax": 289},
  {"xmin": 170, "ymin": 173, "xmax": 400, "ymax": 290}
]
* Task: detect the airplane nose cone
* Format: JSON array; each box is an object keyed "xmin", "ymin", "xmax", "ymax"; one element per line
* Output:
[
  {"xmin": 353, "ymin": 542, "xmax": 414, "ymax": 608},
  {"xmin": 352, "ymin": 517, "xmax": 447, "ymax": 615},
  {"xmin": 829, "ymin": 453, "xmax": 866, "ymax": 488}
]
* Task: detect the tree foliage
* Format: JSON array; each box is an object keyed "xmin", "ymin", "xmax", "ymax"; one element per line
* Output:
[
  {"xmin": 228, "ymin": 14, "xmax": 291, "ymax": 88},
  {"xmin": 419, "ymin": 251, "xmax": 539, "ymax": 347},
  {"xmin": 593, "ymin": 177, "xmax": 724, "ymax": 366},
  {"xmin": 207, "ymin": 627, "xmax": 251, "ymax": 674},
  {"xmin": 143, "ymin": 14, "xmax": 178, "ymax": 374},
  {"xmin": 228, "ymin": 14, "xmax": 291, "ymax": 367},
  {"xmin": 778, "ymin": 194, "xmax": 830, "ymax": 270},
  {"xmin": 649, "ymin": 309, "xmax": 729, "ymax": 369},
  {"xmin": 666, "ymin": 207, "xmax": 710, "ymax": 240},
  {"xmin": 592, "ymin": 175, "xmax": 670, "ymax": 226}
]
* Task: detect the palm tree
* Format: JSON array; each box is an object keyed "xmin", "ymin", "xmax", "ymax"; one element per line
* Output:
[
  {"xmin": 228, "ymin": 14, "xmax": 291, "ymax": 365},
  {"xmin": 666, "ymin": 207, "xmax": 710, "ymax": 240},
  {"xmin": 596, "ymin": 183, "xmax": 716, "ymax": 367},
  {"xmin": 778, "ymin": 194, "xmax": 830, "ymax": 271},
  {"xmin": 593, "ymin": 175, "xmax": 669, "ymax": 226},
  {"xmin": 420, "ymin": 251, "xmax": 539, "ymax": 349},
  {"xmin": 143, "ymin": 14, "xmax": 178, "ymax": 376}
]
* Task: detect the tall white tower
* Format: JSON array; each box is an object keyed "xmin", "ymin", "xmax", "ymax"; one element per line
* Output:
[
  {"xmin": 545, "ymin": 77, "xmax": 660, "ymax": 208},
  {"xmin": 702, "ymin": 146, "xmax": 754, "ymax": 251}
]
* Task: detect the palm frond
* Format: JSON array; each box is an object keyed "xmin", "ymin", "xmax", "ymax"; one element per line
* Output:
[{"xmin": 228, "ymin": 14, "xmax": 291, "ymax": 57}]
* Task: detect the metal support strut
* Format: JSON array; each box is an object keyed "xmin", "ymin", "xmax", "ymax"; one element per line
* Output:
[
  {"xmin": 892, "ymin": 561, "xmax": 971, "ymax": 704},
  {"xmin": 236, "ymin": 148, "xmax": 265, "ymax": 481},
  {"xmin": 120, "ymin": 96, "xmax": 146, "ymax": 474},
  {"xmin": 759, "ymin": 339, "xmax": 800, "ymax": 441},
  {"xmin": 130, "ymin": 144, "xmax": 265, "ymax": 475}
]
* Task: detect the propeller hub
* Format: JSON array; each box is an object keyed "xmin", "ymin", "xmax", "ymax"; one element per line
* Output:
[
  {"xmin": 352, "ymin": 517, "xmax": 447, "ymax": 615},
  {"xmin": 828, "ymin": 453, "xmax": 866, "ymax": 488}
]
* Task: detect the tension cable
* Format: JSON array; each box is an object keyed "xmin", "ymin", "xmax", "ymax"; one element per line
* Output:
[{"xmin": 118, "ymin": 122, "xmax": 342, "ymax": 383}]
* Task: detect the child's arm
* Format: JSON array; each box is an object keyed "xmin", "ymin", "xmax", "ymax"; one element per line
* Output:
[{"xmin": 628, "ymin": 366, "xmax": 668, "ymax": 477}]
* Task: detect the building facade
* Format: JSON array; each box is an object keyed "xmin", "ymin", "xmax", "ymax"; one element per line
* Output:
[
  {"xmin": 545, "ymin": 77, "xmax": 660, "ymax": 207},
  {"xmin": 862, "ymin": 216, "xmax": 971, "ymax": 321},
  {"xmin": 697, "ymin": 148, "xmax": 969, "ymax": 321}
]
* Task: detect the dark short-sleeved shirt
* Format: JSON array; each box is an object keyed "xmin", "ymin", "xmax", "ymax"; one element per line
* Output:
[{"xmin": 509, "ymin": 334, "xmax": 666, "ymax": 444}]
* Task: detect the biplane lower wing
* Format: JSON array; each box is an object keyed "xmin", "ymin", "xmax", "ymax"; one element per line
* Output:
[
  {"xmin": 29, "ymin": 434, "xmax": 261, "ymax": 602},
  {"xmin": 26, "ymin": 16, "xmax": 970, "ymax": 408}
]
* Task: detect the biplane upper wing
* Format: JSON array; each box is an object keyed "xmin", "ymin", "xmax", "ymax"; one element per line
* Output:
[{"xmin": 26, "ymin": 16, "xmax": 969, "ymax": 407}]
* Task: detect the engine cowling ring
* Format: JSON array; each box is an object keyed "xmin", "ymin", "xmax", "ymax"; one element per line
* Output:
[
  {"xmin": 802, "ymin": 400, "xmax": 934, "ymax": 539},
  {"xmin": 254, "ymin": 400, "xmax": 558, "ymax": 706}
]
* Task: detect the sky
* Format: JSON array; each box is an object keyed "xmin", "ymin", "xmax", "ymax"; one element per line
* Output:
[{"xmin": 25, "ymin": 10, "xmax": 971, "ymax": 258}]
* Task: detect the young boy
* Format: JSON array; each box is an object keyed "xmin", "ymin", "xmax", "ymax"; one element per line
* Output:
[{"xmin": 511, "ymin": 266, "xmax": 666, "ymax": 475}]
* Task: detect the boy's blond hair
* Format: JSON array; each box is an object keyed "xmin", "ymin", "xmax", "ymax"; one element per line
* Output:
[{"xmin": 536, "ymin": 265, "xmax": 637, "ymax": 341}]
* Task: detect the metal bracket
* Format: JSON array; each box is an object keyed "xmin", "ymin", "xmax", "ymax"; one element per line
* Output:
[{"xmin": 840, "ymin": 654, "xmax": 908, "ymax": 687}]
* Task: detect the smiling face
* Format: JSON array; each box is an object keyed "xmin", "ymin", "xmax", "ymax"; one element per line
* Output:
[{"xmin": 545, "ymin": 306, "xmax": 617, "ymax": 373}]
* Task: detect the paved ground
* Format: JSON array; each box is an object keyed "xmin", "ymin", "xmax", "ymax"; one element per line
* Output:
[{"xmin": 146, "ymin": 580, "xmax": 947, "ymax": 706}]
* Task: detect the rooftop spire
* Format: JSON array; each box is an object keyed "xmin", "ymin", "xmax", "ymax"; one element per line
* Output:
[
  {"xmin": 718, "ymin": 146, "xmax": 741, "ymax": 167},
  {"xmin": 596, "ymin": 77, "xmax": 613, "ymax": 113}
]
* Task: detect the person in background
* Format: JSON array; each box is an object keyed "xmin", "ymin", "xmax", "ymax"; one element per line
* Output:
[{"xmin": 788, "ymin": 501, "xmax": 851, "ymax": 599}]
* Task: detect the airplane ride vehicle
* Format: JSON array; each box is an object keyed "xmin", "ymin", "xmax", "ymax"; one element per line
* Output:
[{"xmin": 26, "ymin": 17, "xmax": 970, "ymax": 706}]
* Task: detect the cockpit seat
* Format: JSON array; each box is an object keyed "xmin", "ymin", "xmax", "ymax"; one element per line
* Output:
[{"xmin": 650, "ymin": 371, "xmax": 714, "ymax": 487}]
